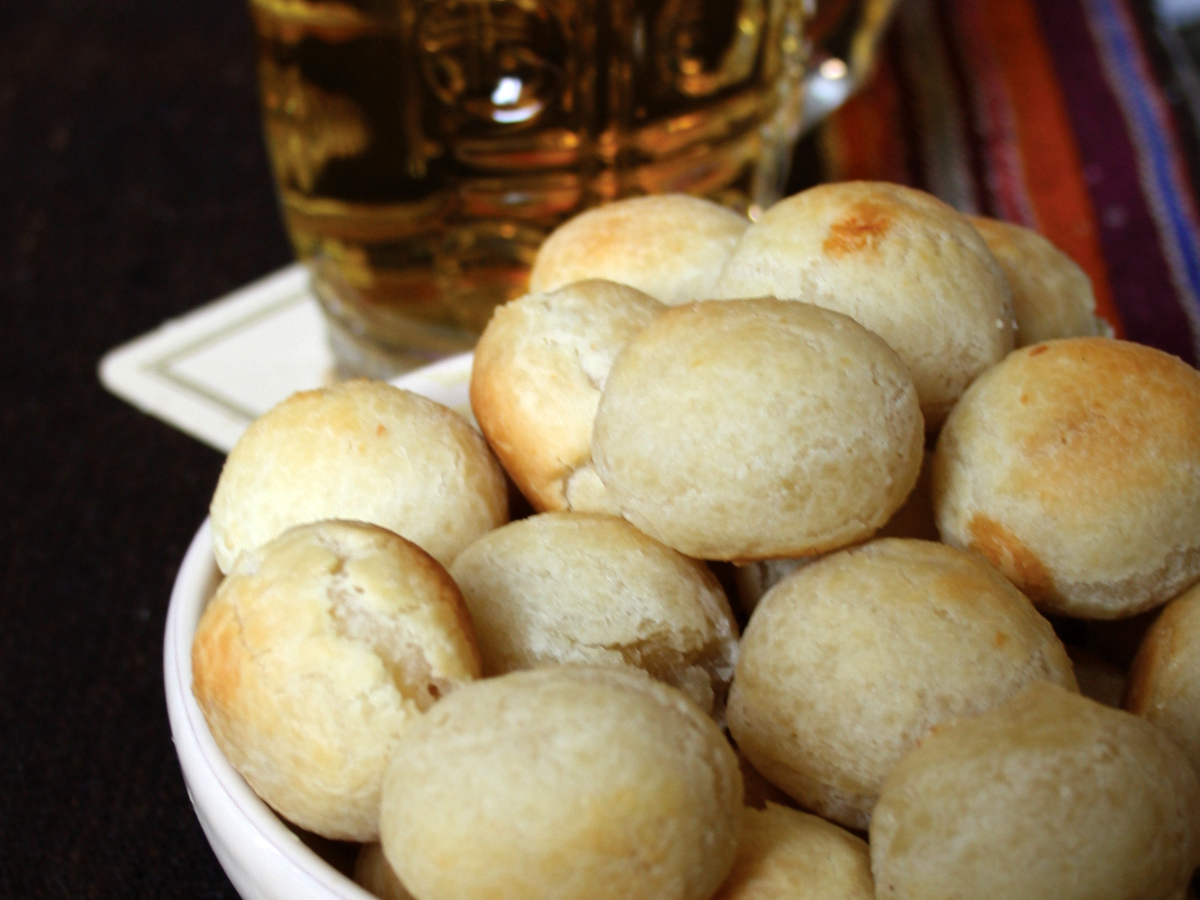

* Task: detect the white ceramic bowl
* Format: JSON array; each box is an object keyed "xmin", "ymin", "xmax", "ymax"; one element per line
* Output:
[{"xmin": 163, "ymin": 353, "xmax": 474, "ymax": 900}]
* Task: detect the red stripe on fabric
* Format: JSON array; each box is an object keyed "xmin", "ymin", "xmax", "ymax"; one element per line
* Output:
[
  {"xmin": 944, "ymin": 0, "xmax": 1038, "ymax": 224},
  {"xmin": 976, "ymin": 0, "xmax": 1123, "ymax": 335}
]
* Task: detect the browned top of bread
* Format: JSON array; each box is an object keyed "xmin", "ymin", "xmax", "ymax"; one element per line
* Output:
[
  {"xmin": 529, "ymin": 194, "xmax": 750, "ymax": 304},
  {"xmin": 933, "ymin": 337, "xmax": 1200, "ymax": 617},
  {"xmin": 714, "ymin": 181, "xmax": 1014, "ymax": 427}
]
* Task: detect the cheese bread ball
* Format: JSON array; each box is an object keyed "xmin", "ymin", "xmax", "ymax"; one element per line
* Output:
[
  {"xmin": 870, "ymin": 682, "xmax": 1200, "ymax": 900},
  {"xmin": 968, "ymin": 215, "xmax": 1112, "ymax": 346},
  {"xmin": 470, "ymin": 279, "xmax": 663, "ymax": 513},
  {"xmin": 727, "ymin": 538, "xmax": 1077, "ymax": 830},
  {"xmin": 529, "ymin": 194, "xmax": 750, "ymax": 304},
  {"xmin": 714, "ymin": 181, "xmax": 1014, "ymax": 427},
  {"xmin": 592, "ymin": 298, "xmax": 924, "ymax": 561},
  {"xmin": 210, "ymin": 379, "xmax": 508, "ymax": 572},
  {"xmin": 933, "ymin": 337, "xmax": 1200, "ymax": 618},
  {"xmin": 379, "ymin": 666, "xmax": 742, "ymax": 900},
  {"xmin": 191, "ymin": 520, "xmax": 482, "ymax": 841},
  {"xmin": 1125, "ymin": 581, "xmax": 1200, "ymax": 774},
  {"xmin": 711, "ymin": 803, "xmax": 874, "ymax": 900},
  {"xmin": 449, "ymin": 512, "xmax": 739, "ymax": 714}
]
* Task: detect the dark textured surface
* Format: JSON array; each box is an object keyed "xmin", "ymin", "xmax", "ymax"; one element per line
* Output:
[
  {"xmin": 1, "ymin": 2, "xmax": 289, "ymax": 897},
  {"xmin": 2, "ymin": 1, "xmax": 1198, "ymax": 898}
]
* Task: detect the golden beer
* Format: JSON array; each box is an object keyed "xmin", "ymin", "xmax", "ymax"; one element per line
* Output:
[{"xmin": 250, "ymin": 0, "xmax": 806, "ymax": 374}]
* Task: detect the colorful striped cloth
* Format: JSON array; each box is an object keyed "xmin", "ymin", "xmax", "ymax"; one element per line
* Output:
[{"xmin": 796, "ymin": 0, "xmax": 1200, "ymax": 366}]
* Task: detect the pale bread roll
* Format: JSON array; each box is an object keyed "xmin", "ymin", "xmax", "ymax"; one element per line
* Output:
[
  {"xmin": 870, "ymin": 682, "xmax": 1200, "ymax": 900},
  {"xmin": 727, "ymin": 539, "xmax": 1077, "ymax": 830},
  {"xmin": 711, "ymin": 803, "xmax": 874, "ymax": 900},
  {"xmin": 592, "ymin": 298, "xmax": 924, "ymax": 561},
  {"xmin": 379, "ymin": 666, "xmax": 742, "ymax": 900},
  {"xmin": 448, "ymin": 512, "xmax": 739, "ymax": 714},
  {"xmin": 469, "ymin": 280, "xmax": 663, "ymax": 513},
  {"xmin": 933, "ymin": 337, "xmax": 1200, "ymax": 618},
  {"xmin": 191, "ymin": 520, "xmax": 481, "ymax": 841},
  {"xmin": 529, "ymin": 194, "xmax": 750, "ymax": 304},
  {"xmin": 713, "ymin": 181, "xmax": 1014, "ymax": 427},
  {"xmin": 210, "ymin": 379, "xmax": 507, "ymax": 572},
  {"xmin": 1125, "ymin": 581, "xmax": 1200, "ymax": 774},
  {"xmin": 968, "ymin": 215, "xmax": 1113, "ymax": 346}
]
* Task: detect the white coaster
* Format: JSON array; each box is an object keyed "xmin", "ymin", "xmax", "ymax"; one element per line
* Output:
[{"xmin": 99, "ymin": 263, "xmax": 473, "ymax": 453}]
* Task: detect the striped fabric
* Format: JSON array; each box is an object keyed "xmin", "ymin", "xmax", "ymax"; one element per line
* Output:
[{"xmin": 802, "ymin": 0, "xmax": 1200, "ymax": 365}]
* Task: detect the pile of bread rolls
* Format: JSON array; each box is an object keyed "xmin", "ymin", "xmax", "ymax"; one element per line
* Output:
[{"xmin": 192, "ymin": 182, "xmax": 1200, "ymax": 900}]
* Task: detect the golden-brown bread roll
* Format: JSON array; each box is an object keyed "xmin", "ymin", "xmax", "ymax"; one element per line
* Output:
[
  {"xmin": 210, "ymin": 379, "xmax": 508, "ymax": 572},
  {"xmin": 713, "ymin": 181, "xmax": 1014, "ymax": 427},
  {"xmin": 469, "ymin": 279, "xmax": 663, "ymax": 513},
  {"xmin": 933, "ymin": 337, "xmax": 1200, "ymax": 619},
  {"xmin": 191, "ymin": 520, "xmax": 482, "ymax": 841},
  {"xmin": 727, "ymin": 538, "xmax": 1077, "ymax": 830},
  {"xmin": 592, "ymin": 298, "xmax": 924, "ymax": 561},
  {"xmin": 968, "ymin": 215, "xmax": 1112, "ymax": 346},
  {"xmin": 1125, "ymin": 581, "xmax": 1200, "ymax": 773},
  {"xmin": 870, "ymin": 682, "xmax": 1200, "ymax": 900},
  {"xmin": 529, "ymin": 194, "xmax": 750, "ymax": 304},
  {"xmin": 355, "ymin": 844, "xmax": 416, "ymax": 900},
  {"xmin": 710, "ymin": 802, "xmax": 874, "ymax": 900},
  {"xmin": 379, "ymin": 666, "xmax": 743, "ymax": 900},
  {"xmin": 448, "ymin": 512, "xmax": 739, "ymax": 714}
]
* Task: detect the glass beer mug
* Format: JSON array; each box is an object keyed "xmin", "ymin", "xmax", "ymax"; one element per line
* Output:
[{"xmin": 250, "ymin": 0, "xmax": 807, "ymax": 376}]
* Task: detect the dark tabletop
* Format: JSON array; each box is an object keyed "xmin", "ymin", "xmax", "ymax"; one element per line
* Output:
[
  {"xmin": 3, "ymin": 2, "xmax": 1199, "ymax": 899},
  {"xmin": 2, "ymin": 3, "xmax": 289, "ymax": 897}
]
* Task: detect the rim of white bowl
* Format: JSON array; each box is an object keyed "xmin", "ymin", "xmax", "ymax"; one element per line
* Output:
[{"xmin": 162, "ymin": 352, "xmax": 474, "ymax": 899}]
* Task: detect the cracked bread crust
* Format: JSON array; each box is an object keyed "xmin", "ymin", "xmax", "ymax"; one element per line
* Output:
[
  {"xmin": 470, "ymin": 279, "xmax": 664, "ymax": 513},
  {"xmin": 592, "ymin": 298, "xmax": 924, "ymax": 561},
  {"xmin": 449, "ymin": 512, "xmax": 739, "ymax": 716},
  {"xmin": 191, "ymin": 520, "xmax": 481, "ymax": 842}
]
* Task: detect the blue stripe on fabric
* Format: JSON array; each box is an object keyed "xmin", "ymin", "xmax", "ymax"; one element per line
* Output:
[{"xmin": 1085, "ymin": 0, "xmax": 1200, "ymax": 349}]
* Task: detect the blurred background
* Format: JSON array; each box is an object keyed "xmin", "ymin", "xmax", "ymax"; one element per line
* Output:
[{"xmin": 3, "ymin": 1, "xmax": 1200, "ymax": 898}]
